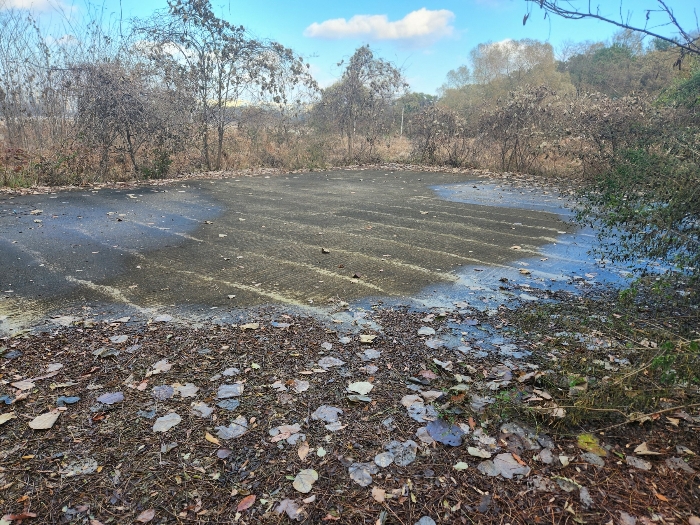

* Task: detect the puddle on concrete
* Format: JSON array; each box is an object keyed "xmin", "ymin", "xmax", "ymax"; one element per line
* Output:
[{"xmin": 0, "ymin": 172, "xmax": 628, "ymax": 339}]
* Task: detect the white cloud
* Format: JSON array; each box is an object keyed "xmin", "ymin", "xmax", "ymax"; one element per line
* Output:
[
  {"xmin": 304, "ymin": 8, "xmax": 455, "ymax": 43},
  {"xmin": 1, "ymin": 0, "xmax": 55, "ymax": 11}
]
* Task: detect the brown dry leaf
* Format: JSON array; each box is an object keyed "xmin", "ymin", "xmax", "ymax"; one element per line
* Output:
[
  {"xmin": 136, "ymin": 509, "xmax": 155, "ymax": 523},
  {"xmin": 634, "ymin": 442, "xmax": 662, "ymax": 455},
  {"xmin": 512, "ymin": 453, "xmax": 527, "ymax": 466},
  {"xmin": 237, "ymin": 494, "xmax": 256, "ymax": 511},
  {"xmin": 654, "ymin": 492, "xmax": 669, "ymax": 502},
  {"xmin": 371, "ymin": 487, "xmax": 386, "ymax": 503},
  {"xmin": 298, "ymin": 441, "xmax": 310, "ymax": 461},
  {"xmin": 3, "ymin": 512, "xmax": 38, "ymax": 521},
  {"xmin": 205, "ymin": 432, "xmax": 221, "ymax": 446},
  {"xmin": 468, "ymin": 417, "xmax": 476, "ymax": 430}
]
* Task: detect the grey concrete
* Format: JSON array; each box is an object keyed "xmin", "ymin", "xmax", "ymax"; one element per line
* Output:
[{"xmin": 0, "ymin": 170, "xmax": 581, "ymax": 333}]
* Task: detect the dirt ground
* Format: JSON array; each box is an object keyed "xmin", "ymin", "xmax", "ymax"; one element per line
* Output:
[{"xmin": 0, "ymin": 305, "xmax": 698, "ymax": 525}]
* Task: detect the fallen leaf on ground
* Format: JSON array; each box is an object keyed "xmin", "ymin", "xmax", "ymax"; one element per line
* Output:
[
  {"xmin": 215, "ymin": 415, "xmax": 248, "ymax": 439},
  {"xmin": 311, "ymin": 405, "xmax": 343, "ymax": 423},
  {"xmin": 0, "ymin": 412, "xmax": 16, "ymax": 425},
  {"xmin": 153, "ymin": 413, "xmax": 181, "ymax": 432},
  {"xmin": 626, "ymin": 455, "xmax": 652, "ymax": 471},
  {"xmin": 237, "ymin": 494, "xmax": 256, "ymax": 511},
  {"xmin": 2, "ymin": 513, "xmax": 38, "ymax": 522},
  {"xmin": 491, "ymin": 453, "xmax": 531, "ymax": 479},
  {"xmin": 292, "ymin": 379, "xmax": 310, "ymax": 393},
  {"xmin": 136, "ymin": 509, "xmax": 155, "ymax": 523},
  {"xmin": 317, "ymin": 357, "xmax": 345, "ymax": 368},
  {"xmin": 298, "ymin": 441, "xmax": 310, "ymax": 460},
  {"xmin": 192, "ymin": 402, "xmax": 214, "ymax": 418},
  {"xmin": 349, "ymin": 462, "xmax": 378, "ymax": 487},
  {"xmin": 371, "ymin": 487, "xmax": 386, "ymax": 503},
  {"xmin": 275, "ymin": 499, "xmax": 302, "ymax": 521},
  {"xmin": 634, "ymin": 442, "xmax": 661, "ymax": 455},
  {"xmin": 401, "ymin": 394, "xmax": 422, "ymax": 408},
  {"xmin": 426, "ymin": 419, "xmax": 464, "ymax": 446},
  {"xmin": 62, "ymin": 457, "xmax": 98, "ymax": 477},
  {"xmin": 293, "ymin": 469, "xmax": 318, "ymax": 493},
  {"xmin": 217, "ymin": 383, "xmax": 244, "ymax": 398},
  {"xmin": 152, "ymin": 385, "xmax": 174, "ymax": 400},
  {"xmin": 147, "ymin": 359, "xmax": 172, "ymax": 376},
  {"xmin": 386, "ymin": 440, "xmax": 418, "ymax": 467},
  {"xmin": 29, "ymin": 411, "xmax": 60, "ymax": 430},
  {"xmin": 453, "ymin": 461, "xmax": 469, "ymax": 471},
  {"xmin": 347, "ymin": 382, "xmax": 373, "ymax": 396},
  {"xmin": 205, "ymin": 432, "xmax": 220, "ymax": 445},
  {"xmin": 374, "ymin": 452, "xmax": 394, "ymax": 467},
  {"xmin": 174, "ymin": 383, "xmax": 199, "ymax": 397},
  {"xmin": 10, "ymin": 380, "xmax": 35, "ymax": 391},
  {"xmin": 468, "ymin": 447, "xmax": 491, "ymax": 458},
  {"xmin": 96, "ymin": 392, "xmax": 124, "ymax": 405},
  {"xmin": 270, "ymin": 423, "xmax": 302, "ymax": 443}
]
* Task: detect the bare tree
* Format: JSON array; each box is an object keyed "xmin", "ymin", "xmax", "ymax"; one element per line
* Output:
[
  {"xmin": 313, "ymin": 46, "xmax": 406, "ymax": 160},
  {"xmin": 523, "ymin": 1, "xmax": 699, "ymax": 65},
  {"xmin": 137, "ymin": 0, "xmax": 314, "ymax": 171}
]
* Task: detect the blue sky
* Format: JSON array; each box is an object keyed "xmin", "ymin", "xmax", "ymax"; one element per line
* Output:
[{"xmin": 8, "ymin": 0, "xmax": 699, "ymax": 94}]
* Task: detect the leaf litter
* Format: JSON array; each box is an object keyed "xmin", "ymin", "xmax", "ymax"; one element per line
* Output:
[{"xmin": 0, "ymin": 307, "xmax": 697, "ymax": 524}]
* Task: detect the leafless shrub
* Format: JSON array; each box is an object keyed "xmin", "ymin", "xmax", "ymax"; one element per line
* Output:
[{"xmin": 408, "ymin": 105, "xmax": 482, "ymax": 167}]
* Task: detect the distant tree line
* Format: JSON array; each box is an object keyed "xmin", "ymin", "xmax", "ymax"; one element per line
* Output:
[{"xmin": 0, "ymin": 0, "xmax": 697, "ymax": 276}]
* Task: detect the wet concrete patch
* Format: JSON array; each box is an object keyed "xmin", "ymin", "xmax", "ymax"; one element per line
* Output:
[{"xmin": 0, "ymin": 170, "xmax": 616, "ymax": 335}]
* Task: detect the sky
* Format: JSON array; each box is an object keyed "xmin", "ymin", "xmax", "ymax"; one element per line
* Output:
[{"xmin": 4, "ymin": 0, "xmax": 699, "ymax": 94}]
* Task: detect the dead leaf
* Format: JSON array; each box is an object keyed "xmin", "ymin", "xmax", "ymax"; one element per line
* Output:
[
  {"xmin": 28, "ymin": 411, "xmax": 60, "ymax": 430},
  {"xmin": 298, "ymin": 441, "xmax": 310, "ymax": 461},
  {"xmin": 237, "ymin": 494, "xmax": 256, "ymax": 511},
  {"xmin": 10, "ymin": 380, "xmax": 35, "ymax": 391},
  {"xmin": 275, "ymin": 499, "xmax": 302, "ymax": 521},
  {"xmin": 349, "ymin": 462, "xmax": 378, "ymax": 487},
  {"xmin": 347, "ymin": 381, "xmax": 373, "ymax": 396},
  {"xmin": 371, "ymin": 487, "xmax": 386, "ymax": 503},
  {"xmin": 136, "ymin": 509, "xmax": 155, "ymax": 523},
  {"xmin": 2, "ymin": 513, "xmax": 37, "ymax": 521},
  {"xmin": 205, "ymin": 432, "xmax": 221, "ymax": 445},
  {"xmin": 512, "ymin": 453, "xmax": 526, "ymax": 466},
  {"xmin": 292, "ymin": 469, "xmax": 318, "ymax": 493},
  {"xmin": 152, "ymin": 413, "xmax": 181, "ymax": 432},
  {"xmin": 0, "ymin": 413, "xmax": 16, "ymax": 426},
  {"xmin": 634, "ymin": 442, "xmax": 661, "ymax": 455}
]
